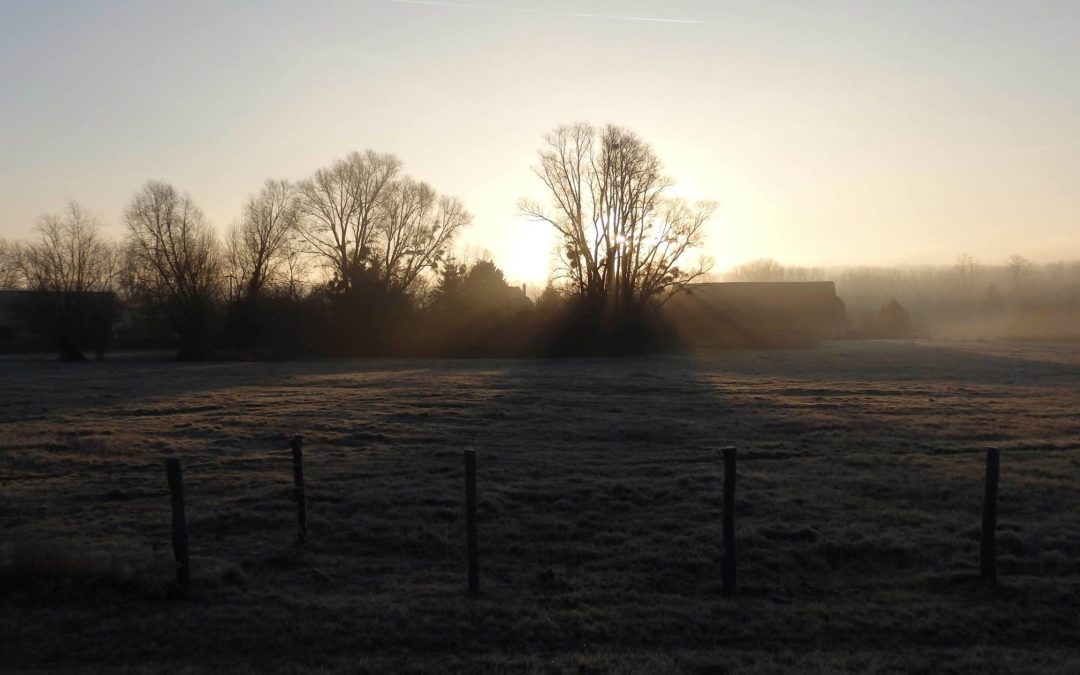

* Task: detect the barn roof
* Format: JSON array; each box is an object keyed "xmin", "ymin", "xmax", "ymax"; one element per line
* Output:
[{"xmin": 676, "ymin": 281, "xmax": 843, "ymax": 310}]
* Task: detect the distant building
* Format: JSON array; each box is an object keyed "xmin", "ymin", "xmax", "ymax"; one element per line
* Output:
[{"xmin": 663, "ymin": 281, "xmax": 848, "ymax": 348}]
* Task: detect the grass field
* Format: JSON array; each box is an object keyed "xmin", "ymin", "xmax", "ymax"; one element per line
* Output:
[{"xmin": 2, "ymin": 340, "xmax": 1080, "ymax": 673}]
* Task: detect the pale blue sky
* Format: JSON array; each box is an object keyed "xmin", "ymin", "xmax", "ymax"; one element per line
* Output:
[{"xmin": 2, "ymin": 0, "xmax": 1079, "ymax": 285}]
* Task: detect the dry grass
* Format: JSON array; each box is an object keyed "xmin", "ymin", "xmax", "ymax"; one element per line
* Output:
[{"xmin": 1, "ymin": 340, "xmax": 1079, "ymax": 673}]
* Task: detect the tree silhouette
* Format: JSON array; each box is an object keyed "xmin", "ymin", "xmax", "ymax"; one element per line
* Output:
[
  {"xmin": 0, "ymin": 238, "xmax": 24, "ymax": 290},
  {"xmin": 227, "ymin": 179, "xmax": 301, "ymax": 304},
  {"xmin": 728, "ymin": 258, "xmax": 786, "ymax": 282},
  {"xmin": 519, "ymin": 123, "xmax": 714, "ymax": 311},
  {"xmin": 124, "ymin": 181, "xmax": 223, "ymax": 360},
  {"xmin": 377, "ymin": 177, "xmax": 471, "ymax": 296},
  {"xmin": 297, "ymin": 151, "xmax": 401, "ymax": 290},
  {"xmin": 17, "ymin": 201, "xmax": 117, "ymax": 359}
]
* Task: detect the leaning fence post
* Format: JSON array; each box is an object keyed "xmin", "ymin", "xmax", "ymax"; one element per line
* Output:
[
  {"xmin": 981, "ymin": 446, "xmax": 1000, "ymax": 586},
  {"xmin": 721, "ymin": 446, "xmax": 737, "ymax": 597},
  {"xmin": 166, "ymin": 455, "xmax": 190, "ymax": 589},
  {"xmin": 464, "ymin": 448, "xmax": 479, "ymax": 594},
  {"xmin": 291, "ymin": 435, "xmax": 308, "ymax": 544}
]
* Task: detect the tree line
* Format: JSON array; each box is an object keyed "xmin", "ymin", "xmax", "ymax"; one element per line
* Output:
[{"xmin": 0, "ymin": 123, "xmax": 715, "ymax": 360}]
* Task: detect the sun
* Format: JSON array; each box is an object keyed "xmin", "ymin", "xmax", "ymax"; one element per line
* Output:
[{"xmin": 492, "ymin": 219, "xmax": 557, "ymax": 291}]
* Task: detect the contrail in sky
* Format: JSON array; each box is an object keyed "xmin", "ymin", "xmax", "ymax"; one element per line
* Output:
[{"xmin": 388, "ymin": 0, "xmax": 704, "ymax": 25}]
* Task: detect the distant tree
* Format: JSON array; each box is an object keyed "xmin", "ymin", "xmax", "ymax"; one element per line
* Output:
[
  {"xmin": 432, "ymin": 259, "xmax": 509, "ymax": 310},
  {"xmin": 728, "ymin": 258, "xmax": 786, "ymax": 282},
  {"xmin": 297, "ymin": 151, "xmax": 401, "ymax": 290},
  {"xmin": 459, "ymin": 260, "xmax": 525, "ymax": 310},
  {"xmin": 1005, "ymin": 254, "xmax": 1035, "ymax": 296},
  {"xmin": 124, "ymin": 181, "xmax": 223, "ymax": 360},
  {"xmin": 433, "ymin": 255, "xmax": 468, "ymax": 302},
  {"xmin": 519, "ymin": 123, "xmax": 714, "ymax": 310},
  {"xmin": 17, "ymin": 201, "xmax": 117, "ymax": 359},
  {"xmin": 222, "ymin": 179, "xmax": 303, "ymax": 350},
  {"xmin": 427, "ymin": 259, "xmax": 531, "ymax": 355},
  {"xmin": 953, "ymin": 252, "xmax": 982, "ymax": 291},
  {"xmin": 227, "ymin": 179, "xmax": 301, "ymax": 303},
  {"xmin": 534, "ymin": 282, "xmax": 566, "ymax": 313},
  {"xmin": 276, "ymin": 235, "xmax": 314, "ymax": 301},
  {"xmin": 377, "ymin": 177, "xmax": 471, "ymax": 296},
  {"xmin": 783, "ymin": 265, "xmax": 825, "ymax": 282},
  {"xmin": 0, "ymin": 238, "xmax": 24, "ymax": 289}
]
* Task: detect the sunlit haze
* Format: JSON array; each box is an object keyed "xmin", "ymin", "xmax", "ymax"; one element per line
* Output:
[{"xmin": 3, "ymin": 0, "xmax": 1079, "ymax": 288}]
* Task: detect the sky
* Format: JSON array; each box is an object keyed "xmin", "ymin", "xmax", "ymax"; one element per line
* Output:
[{"xmin": 2, "ymin": 0, "xmax": 1079, "ymax": 289}]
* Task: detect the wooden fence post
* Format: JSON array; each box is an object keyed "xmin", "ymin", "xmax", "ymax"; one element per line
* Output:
[
  {"xmin": 291, "ymin": 435, "xmax": 308, "ymax": 544},
  {"xmin": 721, "ymin": 446, "xmax": 737, "ymax": 597},
  {"xmin": 465, "ymin": 449, "xmax": 479, "ymax": 594},
  {"xmin": 166, "ymin": 455, "xmax": 190, "ymax": 589},
  {"xmin": 981, "ymin": 446, "xmax": 1000, "ymax": 587}
]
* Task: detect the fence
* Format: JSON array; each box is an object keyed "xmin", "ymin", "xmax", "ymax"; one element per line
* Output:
[{"xmin": 162, "ymin": 441, "xmax": 1005, "ymax": 595}]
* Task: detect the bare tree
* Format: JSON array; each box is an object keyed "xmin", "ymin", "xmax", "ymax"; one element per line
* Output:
[
  {"xmin": 519, "ymin": 123, "xmax": 714, "ymax": 308},
  {"xmin": 1005, "ymin": 254, "xmax": 1035, "ymax": 296},
  {"xmin": 783, "ymin": 265, "xmax": 825, "ymax": 282},
  {"xmin": 124, "ymin": 181, "xmax": 222, "ymax": 360},
  {"xmin": 378, "ymin": 177, "xmax": 471, "ymax": 295},
  {"xmin": 227, "ymin": 179, "xmax": 300, "ymax": 303},
  {"xmin": 276, "ymin": 234, "xmax": 314, "ymax": 301},
  {"xmin": 728, "ymin": 258, "xmax": 786, "ymax": 282},
  {"xmin": 953, "ymin": 252, "xmax": 982, "ymax": 291},
  {"xmin": 0, "ymin": 238, "xmax": 24, "ymax": 289},
  {"xmin": 17, "ymin": 201, "xmax": 117, "ymax": 359},
  {"xmin": 296, "ymin": 150, "xmax": 401, "ymax": 289}
]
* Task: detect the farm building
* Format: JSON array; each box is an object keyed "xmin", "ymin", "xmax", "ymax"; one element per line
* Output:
[{"xmin": 663, "ymin": 281, "xmax": 848, "ymax": 348}]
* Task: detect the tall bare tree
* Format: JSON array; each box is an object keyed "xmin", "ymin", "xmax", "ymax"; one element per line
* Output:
[
  {"xmin": 124, "ymin": 181, "xmax": 222, "ymax": 360},
  {"xmin": 227, "ymin": 179, "xmax": 300, "ymax": 303},
  {"xmin": 519, "ymin": 123, "xmax": 714, "ymax": 308},
  {"xmin": 17, "ymin": 201, "xmax": 117, "ymax": 359},
  {"xmin": 297, "ymin": 150, "xmax": 400, "ymax": 289},
  {"xmin": 378, "ymin": 177, "xmax": 471, "ymax": 295}
]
